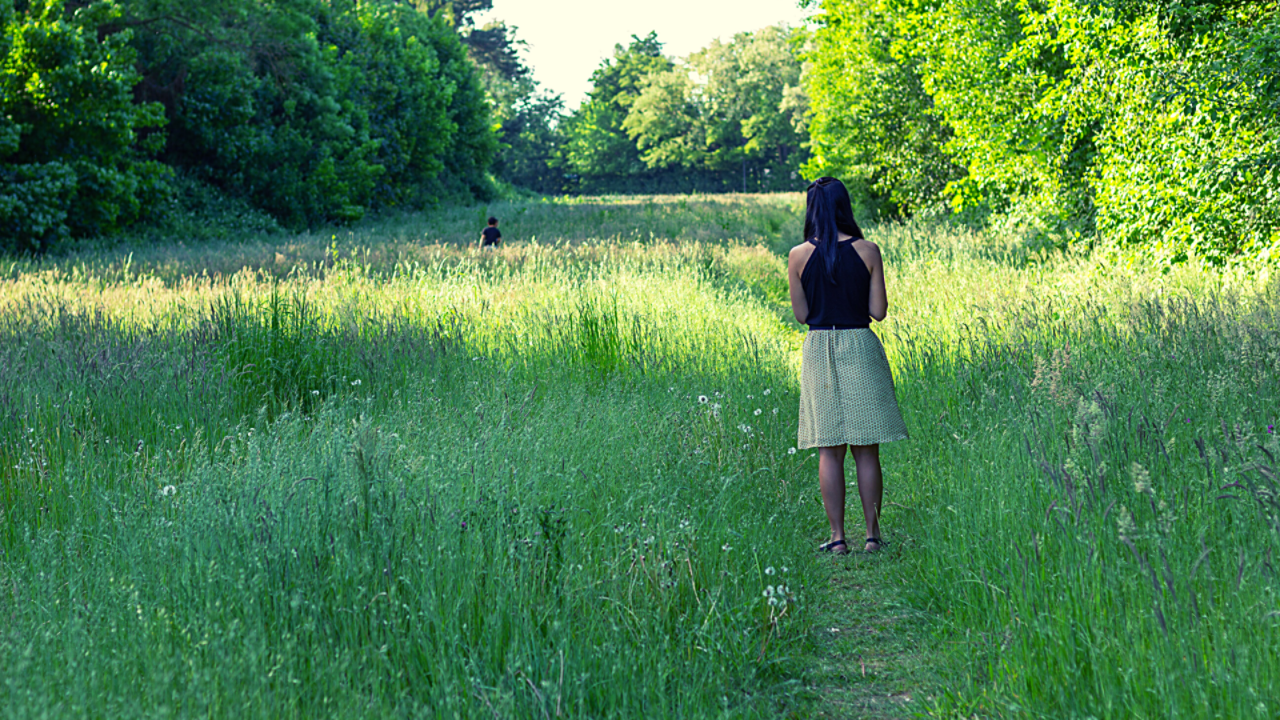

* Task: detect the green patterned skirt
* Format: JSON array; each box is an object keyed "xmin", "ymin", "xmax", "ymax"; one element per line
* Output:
[{"xmin": 798, "ymin": 328, "xmax": 908, "ymax": 449}]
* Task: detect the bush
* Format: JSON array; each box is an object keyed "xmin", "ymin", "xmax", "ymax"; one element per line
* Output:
[{"xmin": 0, "ymin": 0, "xmax": 167, "ymax": 252}]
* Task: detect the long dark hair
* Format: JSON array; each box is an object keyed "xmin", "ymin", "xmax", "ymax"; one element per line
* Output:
[{"xmin": 804, "ymin": 177, "xmax": 863, "ymax": 282}]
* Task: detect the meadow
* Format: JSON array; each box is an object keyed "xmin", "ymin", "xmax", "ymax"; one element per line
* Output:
[{"xmin": 0, "ymin": 193, "xmax": 1277, "ymax": 718}]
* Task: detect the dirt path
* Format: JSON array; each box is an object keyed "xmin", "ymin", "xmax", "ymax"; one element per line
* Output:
[{"xmin": 801, "ymin": 541, "xmax": 957, "ymax": 719}]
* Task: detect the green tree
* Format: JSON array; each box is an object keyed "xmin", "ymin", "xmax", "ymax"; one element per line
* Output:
[
  {"xmin": 560, "ymin": 32, "xmax": 673, "ymax": 177},
  {"xmin": 119, "ymin": 0, "xmax": 496, "ymax": 227},
  {"xmin": 800, "ymin": 0, "xmax": 960, "ymax": 215},
  {"xmin": 1, "ymin": 0, "xmax": 166, "ymax": 250},
  {"xmin": 624, "ymin": 24, "xmax": 809, "ymax": 191}
]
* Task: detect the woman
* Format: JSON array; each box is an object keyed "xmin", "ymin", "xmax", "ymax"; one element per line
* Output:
[{"xmin": 787, "ymin": 177, "xmax": 908, "ymax": 554}]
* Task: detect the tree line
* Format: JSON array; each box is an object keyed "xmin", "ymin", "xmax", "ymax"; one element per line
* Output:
[
  {"xmin": 506, "ymin": 28, "xmax": 808, "ymax": 196},
  {"xmin": 804, "ymin": 0, "xmax": 1280, "ymax": 264},
  {"xmin": 1, "ymin": 0, "xmax": 502, "ymax": 251},
  {"xmin": 4, "ymin": 0, "xmax": 1277, "ymax": 264}
]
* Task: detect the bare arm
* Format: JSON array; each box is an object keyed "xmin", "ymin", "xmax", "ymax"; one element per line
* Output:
[
  {"xmin": 787, "ymin": 244, "xmax": 812, "ymax": 324},
  {"xmin": 862, "ymin": 242, "xmax": 889, "ymax": 322}
]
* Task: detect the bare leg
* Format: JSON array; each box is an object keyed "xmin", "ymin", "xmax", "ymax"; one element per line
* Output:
[
  {"xmin": 818, "ymin": 445, "xmax": 848, "ymax": 552},
  {"xmin": 851, "ymin": 444, "xmax": 883, "ymax": 551}
]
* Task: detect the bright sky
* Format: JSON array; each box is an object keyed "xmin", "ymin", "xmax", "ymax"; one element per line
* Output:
[{"xmin": 473, "ymin": 1, "xmax": 811, "ymax": 109}]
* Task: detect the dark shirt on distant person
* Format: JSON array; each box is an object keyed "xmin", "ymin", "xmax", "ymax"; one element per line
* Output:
[{"xmin": 481, "ymin": 226, "xmax": 502, "ymax": 247}]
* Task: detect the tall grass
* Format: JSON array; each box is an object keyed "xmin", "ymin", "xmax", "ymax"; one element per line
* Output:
[
  {"xmin": 1, "ymin": 194, "xmax": 1277, "ymax": 717},
  {"xmin": 870, "ymin": 224, "xmax": 1280, "ymax": 717},
  {"xmin": 0, "ymin": 217, "xmax": 815, "ymax": 718}
]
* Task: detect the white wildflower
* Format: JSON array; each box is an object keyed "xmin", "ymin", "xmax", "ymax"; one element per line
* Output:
[
  {"xmin": 351, "ymin": 379, "xmax": 362, "ymax": 386},
  {"xmin": 698, "ymin": 395, "xmax": 708, "ymax": 404},
  {"xmin": 160, "ymin": 485, "xmax": 176, "ymax": 497},
  {"xmin": 764, "ymin": 566, "xmax": 775, "ymax": 576},
  {"xmin": 754, "ymin": 409, "xmax": 762, "ymax": 416},
  {"xmin": 763, "ymin": 389, "xmax": 771, "ymax": 396},
  {"xmin": 788, "ymin": 447, "xmax": 797, "ymax": 455}
]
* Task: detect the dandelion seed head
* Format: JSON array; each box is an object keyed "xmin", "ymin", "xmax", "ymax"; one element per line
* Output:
[
  {"xmin": 763, "ymin": 389, "xmax": 771, "ymax": 396},
  {"xmin": 698, "ymin": 395, "xmax": 708, "ymax": 404},
  {"xmin": 788, "ymin": 447, "xmax": 797, "ymax": 455},
  {"xmin": 768, "ymin": 597, "xmax": 778, "ymax": 606},
  {"xmin": 764, "ymin": 566, "xmax": 775, "ymax": 575},
  {"xmin": 754, "ymin": 409, "xmax": 762, "ymax": 416},
  {"xmin": 160, "ymin": 485, "xmax": 176, "ymax": 497}
]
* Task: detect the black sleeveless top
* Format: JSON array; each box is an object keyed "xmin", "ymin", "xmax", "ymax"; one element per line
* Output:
[{"xmin": 801, "ymin": 239, "xmax": 871, "ymax": 328}]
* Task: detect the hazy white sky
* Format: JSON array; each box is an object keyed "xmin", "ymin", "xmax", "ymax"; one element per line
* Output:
[{"xmin": 473, "ymin": 1, "xmax": 811, "ymax": 109}]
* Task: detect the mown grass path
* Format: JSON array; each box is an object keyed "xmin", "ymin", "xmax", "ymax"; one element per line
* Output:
[{"xmin": 806, "ymin": 551, "xmax": 940, "ymax": 718}]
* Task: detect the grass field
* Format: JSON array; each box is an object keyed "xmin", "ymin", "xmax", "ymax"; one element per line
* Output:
[{"xmin": 1, "ymin": 193, "xmax": 1277, "ymax": 718}]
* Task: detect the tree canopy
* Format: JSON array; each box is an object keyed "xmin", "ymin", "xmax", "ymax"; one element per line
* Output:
[
  {"xmin": 2, "ymin": 0, "xmax": 498, "ymax": 250},
  {"xmin": 803, "ymin": 0, "xmax": 1280, "ymax": 263}
]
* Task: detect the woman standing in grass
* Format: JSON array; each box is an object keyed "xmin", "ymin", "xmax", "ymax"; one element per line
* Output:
[{"xmin": 788, "ymin": 177, "xmax": 908, "ymax": 554}]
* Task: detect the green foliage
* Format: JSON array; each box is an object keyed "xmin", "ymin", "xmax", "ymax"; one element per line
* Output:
[
  {"xmin": 625, "ymin": 25, "xmax": 809, "ymax": 189},
  {"xmin": 553, "ymin": 28, "xmax": 811, "ymax": 194},
  {"xmin": 0, "ymin": 0, "xmax": 167, "ymax": 251},
  {"xmin": 801, "ymin": 0, "xmax": 962, "ymax": 216},
  {"xmin": 481, "ymin": 59, "xmax": 567, "ymax": 194},
  {"xmin": 560, "ymin": 32, "xmax": 674, "ymax": 178},
  {"xmin": 804, "ymin": 0, "xmax": 1280, "ymax": 263},
  {"xmin": 0, "ymin": 0, "xmax": 498, "ymax": 248},
  {"xmin": 125, "ymin": 0, "xmax": 497, "ymax": 229}
]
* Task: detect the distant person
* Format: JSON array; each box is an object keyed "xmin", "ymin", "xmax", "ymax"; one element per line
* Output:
[
  {"xmin": 787, "ymin": 177, "xmax": 908, "ymax": 555},
  {"xmin": 479, "ymin": 216, "xmax": 502, "ymax": 248}
]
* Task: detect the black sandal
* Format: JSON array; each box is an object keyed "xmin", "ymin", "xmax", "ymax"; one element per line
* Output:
[
  {"xmin": 864, "ymin": 537, "xmax": 885, "ymax": 552},
  {"xmin": 818, "ymin": 539, "xmax": 848, "ymax": 553}
]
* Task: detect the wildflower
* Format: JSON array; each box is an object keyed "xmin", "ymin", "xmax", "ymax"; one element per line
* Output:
[
  {"xmin": 1184, "ymin": 418, "xmax": 1192, "ymax": 423},
  {"xmin": 1270, "ymin": 425, "xmax": 1276, "ymax": 434},
  {"xmin": 738, "ymin": 424, "xmax": 750, "ymax": 433},
  {"xmin": 698, "ymin": 395, "xmax": 708, "ymax": 404},
  {"xmin": 763, "ymin": 389, "xmax": 771, "ymax": 396},
  {"xmin": 764, "ymin": 585, "xmax": 775, "ymax": 597},
  {"xmin": 748, "ymin": 395, "xmax": 754, "ymax": 399},
  {"xmin": 781, "ymin": 566, "xmax": 788, "ymax": 574},
  {"xmin": 768, "ymin": 597, "xmax": 779, "ymax": 606},
  {"xmin": 788, "ymin": 447, "xmax": 797, "ymax": 455},
  {"xmin": 312, "ymin": 390, "xmax": 321, "ymax": 396},
  {"xmin": 721, "ymin": 542, "xmax": 732, "ymax": 552},
  {"xmin": 765, "ymin": 566, "xmax": 775, "ymax": 576},
  {"xmin": 160, "ymin": 485, "xmax": 176, "ymax": 497},
  {"xmin": 772, "ymin": 408, "xmax": 778, "ymax": 415},
  {"xmin": 351, "ymin": 379, "xmax": 362, "ymax": 386},
  {"xmin": 754, "ymin": 409, "xmax": 762, "ymax": 416}
]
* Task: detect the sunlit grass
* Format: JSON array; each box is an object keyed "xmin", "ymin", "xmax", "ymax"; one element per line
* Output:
[{"xmin": 1, "ymin": 193, "xmax": 1277, "ymax": 717}]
